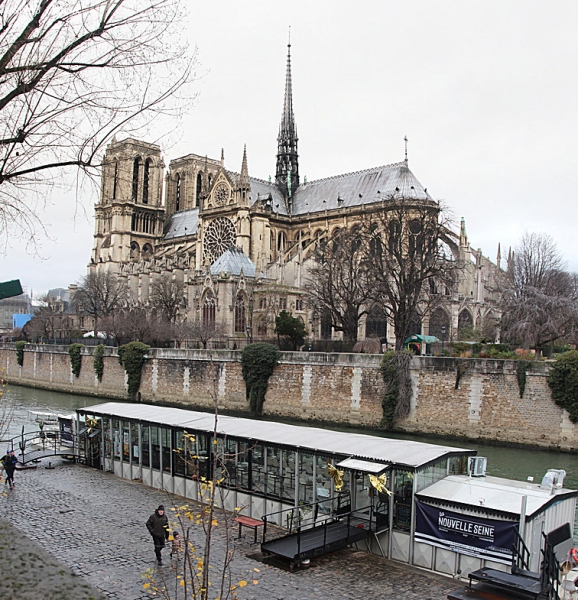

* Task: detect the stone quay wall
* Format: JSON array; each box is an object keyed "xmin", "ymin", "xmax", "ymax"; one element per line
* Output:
[{"xmin": 1, "ymin": 344, "xmax": 576, "ymax": 452}]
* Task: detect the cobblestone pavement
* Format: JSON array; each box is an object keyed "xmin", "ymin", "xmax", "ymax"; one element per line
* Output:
[{"xmin": 1, "ymin": 460, "xmax": 458, "ymax": 599}]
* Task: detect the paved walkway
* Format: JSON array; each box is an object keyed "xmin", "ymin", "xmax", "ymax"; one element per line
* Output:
[{"xmin": 1, "ymin": 460, "xmax": 458, "ymax": 599}]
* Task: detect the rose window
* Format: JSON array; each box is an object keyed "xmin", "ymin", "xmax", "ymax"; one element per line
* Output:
[{"xmin": 203, "ymin": 217, "xmax": 236, "ymax": 263}]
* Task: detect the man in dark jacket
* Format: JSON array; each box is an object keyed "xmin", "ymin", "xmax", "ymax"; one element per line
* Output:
[
  {"xmin": 1, "ymin": 449, "xmax": 17, "ymax": 490},
  {"xmin": 146, "ymin": 505, "xmax": 169, "ymax": 564}
]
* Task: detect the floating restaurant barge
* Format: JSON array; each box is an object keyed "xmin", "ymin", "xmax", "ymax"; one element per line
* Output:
[{"xmin": 76, "ymin": 402, "xmax": 577, "ymax": 579}]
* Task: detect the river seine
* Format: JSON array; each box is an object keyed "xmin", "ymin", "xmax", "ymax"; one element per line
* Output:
[{"xmin": 2, "ymin": 383, "xmax": 577, "ymax": 541}]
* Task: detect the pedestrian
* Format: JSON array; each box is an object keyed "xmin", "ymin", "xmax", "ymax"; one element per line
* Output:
[
  {"xmin": 1, "ymin": 449, "xmax": 17, "ymax": 490},
  {"xmin": 146, "ymin": 504, "xmax": 169, "ymax": 565},
  {"xmin": 170, "ymin": 530, "xmax": 182, "ymax": 560}
]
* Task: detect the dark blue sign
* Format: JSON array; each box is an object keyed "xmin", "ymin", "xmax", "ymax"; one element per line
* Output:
[{"xmin": 415, "ymin": 500, "xmax": 518, "ymax": 564}]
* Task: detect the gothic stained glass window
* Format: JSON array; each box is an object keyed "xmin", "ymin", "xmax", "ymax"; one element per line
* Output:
[
  {"xmin": 132, "ymin": 157, "xmax": 141, "ymax": 201},
  {"xmin": 203, "ymin": 291, "xmax": 216, "ymax": 327},
  {"xmin": 203, "ymin": 217, "xmax": 236, "ymax": 264},
  {"xmin": 196, "ymin": 173, "xmax": 202, "ymax": 207},
  {"xmin": 175, "ymin": 174, "xmax": 181, "ymax": 211},
  {"xmin": 143, "ymin": 158, "xmax": 151, "ymax": 204},
  {"xmin": 234, "ymin": 293, "xmax": 246, "ymax": 333}
]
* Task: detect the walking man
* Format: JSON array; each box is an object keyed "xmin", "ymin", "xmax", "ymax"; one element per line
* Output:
[
  {"xmin": 1, "ymin": 449, "xmax": 17, "ymax": 490},
  {"xmin": 146, "ymin": 504, "xmax": 169, "ymax": 565}
]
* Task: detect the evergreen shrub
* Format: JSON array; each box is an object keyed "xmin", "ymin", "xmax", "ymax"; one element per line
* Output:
[
  {"xmin": 15, "ymin": 341, "xmax": 26, "ymax": 366},
  {"xmin": 241, "ymin": 343, "xmax": 281, "ymax": 415},
  {"xmin": 94, "ymin": 344, "xmax": 105, "ymax": 382},
  {"xmin": 548, "ymin": 350, "xmax": 578, "ymax": 423},
  {"xmin": 118, "ymin": 342, "xmax": 150, "ymax": 400},
  {"xmin": 68, "ymin": 343, "xmax": 83, "ymax": 377}
]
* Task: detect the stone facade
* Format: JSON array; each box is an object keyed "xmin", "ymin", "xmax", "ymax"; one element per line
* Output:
[
  {"xmin": 88, "ymin": 43, "xmax": 504, "ymax": 348},
  {"xmin": 2, "ymin": 345, "xmax": 576, "ymax": 452}
]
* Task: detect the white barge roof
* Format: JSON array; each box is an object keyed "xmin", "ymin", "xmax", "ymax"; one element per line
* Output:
[
  {"xmin": 79, "ymin": 402, "xmax": 474, "ymax": 470},
  {"xmin": 417, "ymin": 475, "xmax": 578, "ymax": 518}
]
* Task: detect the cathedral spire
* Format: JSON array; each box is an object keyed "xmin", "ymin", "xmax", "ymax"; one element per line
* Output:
[
  {"xmin": 240, "ymin": 144, "xmax": 249, "ymax": 185},
  {"xmin": 275, "ymin": 35, "xmax": 299, "ymax": 204}
]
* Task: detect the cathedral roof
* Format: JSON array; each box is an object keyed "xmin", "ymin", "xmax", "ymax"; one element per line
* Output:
[
  {"xmin": 291, "ymin": 162, "xmax": 433, "ymax": 214},
  {"xmin": 210, "ymin": 246, "xmax": 256, "ymax": 278},
  {"xmin": 163, "ymin": 208, "xmax": 199, "ymax": 239},
  {"xmin": 241, "ymin": 162, "xmax": 432, "ymax": 216}
]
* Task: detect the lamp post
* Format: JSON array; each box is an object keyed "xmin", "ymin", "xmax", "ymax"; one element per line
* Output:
[{"xmin": 441, "ymin": 325, "xmax": 446, "ymax": 356}]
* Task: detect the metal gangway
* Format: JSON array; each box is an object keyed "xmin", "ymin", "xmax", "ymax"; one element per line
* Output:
[
  {"xmin": 3, "ymin": 429, "xmax": 80, "ymax": 465},
  {"xmin": 260, "ymin": 492, "xmax": 373, "ymax": 569}
]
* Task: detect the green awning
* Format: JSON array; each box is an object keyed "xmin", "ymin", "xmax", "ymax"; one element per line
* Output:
[{"xmin": 404, "ymin": 334, "xmax": 441, "ymax": 345}]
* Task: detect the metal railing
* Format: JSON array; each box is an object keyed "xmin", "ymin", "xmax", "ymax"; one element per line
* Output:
[{"xmin": 3, "ymin": 429, "xmax": 77, "ymax": 464}]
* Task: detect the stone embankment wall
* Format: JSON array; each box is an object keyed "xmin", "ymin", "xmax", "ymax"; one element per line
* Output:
[{"xmin": 1, "ymin": 345, "xmax": 576, "ymax": 452}]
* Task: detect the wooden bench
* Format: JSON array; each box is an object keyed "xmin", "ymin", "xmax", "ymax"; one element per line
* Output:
[{"xmin": 234, "ymin": 516, "xmax": 264, "ymax": 544}]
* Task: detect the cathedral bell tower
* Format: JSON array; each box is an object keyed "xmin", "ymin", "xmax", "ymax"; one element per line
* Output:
[
  {"xmin": 275, "ymin": 41, "xmax": 300, "ymax": 211},
  {"xmin": 91, "ymin": 138, "xmax": 165, "ymax": 271}
]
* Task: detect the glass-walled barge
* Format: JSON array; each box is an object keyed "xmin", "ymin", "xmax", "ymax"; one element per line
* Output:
[{"xmin": 76, "ymin": 402, "xmax": 577, "ymax": 579}]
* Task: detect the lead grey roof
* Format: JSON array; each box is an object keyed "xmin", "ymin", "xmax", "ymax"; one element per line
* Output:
[
  {"xmin": 163, "ymin": 208, "xmax": 199, "ymax": 239},
  {"xmin": 245, "ymin": 162, "xmax": 433, "ymax": 216},
  {"xmin": 210, "ymin": 247, "xmax": 256, "ymax": 277},
  {"xmin": 417, "ymin": 475, "xmax": 577, "ymax": 518},
  {"xmin": 78, "ymin": 402, "xmax": 473, "ymax": 470},
  {"xmin": 291, "ymin": 162, "xmax": 433, "ymax": 215}
]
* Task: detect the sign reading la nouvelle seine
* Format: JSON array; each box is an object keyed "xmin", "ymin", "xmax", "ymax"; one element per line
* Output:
[{"xmin": 415, "ymin": 501, "xmax": 518, "ymax": 564}]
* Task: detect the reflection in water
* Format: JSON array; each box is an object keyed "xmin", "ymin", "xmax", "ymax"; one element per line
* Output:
[{"xmin": 2, "ymin": 384, "xmax": 577, "ymax": 540}]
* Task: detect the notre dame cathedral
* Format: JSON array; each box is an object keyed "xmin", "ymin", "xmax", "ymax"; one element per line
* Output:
[{"xmin": 89, "ymin": 43, "xmax": 503, "ymax": 348}]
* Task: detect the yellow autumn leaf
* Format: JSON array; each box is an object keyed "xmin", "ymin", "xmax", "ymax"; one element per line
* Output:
[
  {"xmin": 143, "ymin": 583, "xmax": 150, "ymax": 589},
  {"xmin": 180, "ymin": 580, "xmax": 185, "ymax": 587},
  {"xmin": 254, "ymin": 568, "xmax": 260, "ymax": 572},
  {"xmin": 238, "ymin": 580, "xmax": 248, "ymax": 588},
  {"xmin": 252, "ymin": 580, "xmax": 259, "ymax": 585},
  {"xmin": 211, "ymin": 519, "xmax": 218, "ymax": 526}
]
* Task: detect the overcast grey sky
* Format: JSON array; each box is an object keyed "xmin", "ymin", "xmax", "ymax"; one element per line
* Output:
[{"xmin": 2, "ymin": 0, "xmax": 577, "ymax": 295}]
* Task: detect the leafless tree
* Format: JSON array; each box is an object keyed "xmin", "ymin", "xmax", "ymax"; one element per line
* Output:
[
  {"xmin": 150, "ymin": 275, "xmax": 186, "ymax": 323},
  {"xmin": 306, "ymin": 227, "xmax": 374, "ymax": 342},
  {"xmin": 76, "ymin": 271, "xmax": 128, "ymax": 336},
  {"xmin": 24, "ymin": 294, "xmax": 54, "ymax": 340},
  {"xmin": 366, "ymin": 198, "xmax": 460, "ymax": 350},
  {"xmin": 189, "ymin": 320, "xmax": 227, "ymax": 349},
  {"xmin": 306, "ymin": 199, "xmax": 460, "ymax": 347},
  {"xmin": 0, "ymin": 0, "xmax": 196, "ymax": 245},
  {"xmin": 500, "ymin": 232, "xmax": 578, "ymax": 351}
]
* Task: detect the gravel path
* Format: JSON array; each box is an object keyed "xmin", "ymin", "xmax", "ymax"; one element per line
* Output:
[{"xmin": 1, "ymin": 460, "xmax": 458, "ymax": 599}]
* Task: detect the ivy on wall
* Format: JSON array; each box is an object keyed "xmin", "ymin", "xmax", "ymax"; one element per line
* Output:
[
  {"xmin": 380, "ymin": 350, "xmax": 413, "ymax": 429},
  {"xmin": 93, "ymin": 344, "xmax": 105, "ymax": 382},
  {"xmin": 548, "ymin": 350, "xmax": 578, "ymax": 423},
  {"xmin": 68, "ymin": 343, "xmax": 83, "ymax": 378},
  {"xmin": 516, "ymin": 360, "xmax": 531, "ymax": 398},
  {"xmin": 118, "ymin": 342, "xmax": 150, "ymax": 400},
  {"xmin": 241, "ymin": 343, "xmax": 281, "ymax": 415},
  {"xmin": 15, "ymin": 341, "xmax": 26, "ymax": 366},
  {"xmin": 455, "ymin": 360, "xmax": 469, "ymax": 389}
]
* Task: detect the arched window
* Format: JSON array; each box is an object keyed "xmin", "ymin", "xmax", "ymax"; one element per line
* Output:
[
  {"xmin": 142, "ymin": 158, "xmax": 151, "ymax": 204},
  {"xmin": 277, "ymin": 231, "xmax": 286, "ymax": 253},
  {"xmin": 351, "ymin": 225, "xmax": 362, "ymax": 252},
  {"xmin": 321, "ymin": 309, "xmax": 332, "ymax": 340},
  {"xmin": 202, "ymin": 291, "xmax": 216, "ymax": 327},
  {"xmin": 257, "ymin": 317, "xmax": 268, "ymax": 337},
  {"xmin": 175, "ymin": 174, "xmax": 181, "ymax": 211},
  {"xmin": 130, "ymin": 242, "xmax": 140, "ymax": 261},
  {"xmin": 429, "ymin": 308, "xmax": 450, "ymax": 340},
  {"xmin": 234, "ymin": 293, "xmax": 246, "ymax": 333},
  {"xmin": 142, "ymin": 243, "xmax": 153, "ymax": 259},
  {"xmin": 458, "ymin": 310, "xmax": 474, "ymax": 339},
  {"xmin": 112, "ymin": 160, "xmax": 118, "ymax": 200},
  {"xmin": 366, "ymin": 306, "xmax": 387, "ymax": 339},
  {"xmin": 370, "ymin": 224, "xmax": 382, "ymax": 258},
  {"xmin": 132, "ymin": 157, "xmax": 141, "ymax": 201},
  {"xmin": 196, "ymin": 173, "xmax": 202, "ymax": 207},
  {"xmin": 388, "ymin": 220, "xmax": 400, "ymax": 255}
]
